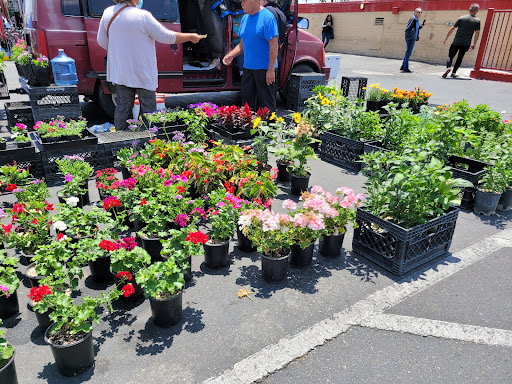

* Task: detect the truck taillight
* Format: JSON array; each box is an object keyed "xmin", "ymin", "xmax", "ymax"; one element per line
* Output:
[
  {"xmin": 38, "ymin": 30, "xmax": 48, "ymax": 58},
  {"xmin": 322, "ymin": 49, "xmax": 325, "ymax": 65}
]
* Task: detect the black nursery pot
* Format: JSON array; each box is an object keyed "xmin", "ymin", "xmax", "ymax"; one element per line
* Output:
[
  {"xmin": 290, "ymin": 173, "xmax": 310, "ymax": 196},
  {"xmin": 28, "ymin": 302, "xmax": 53, "ymax": 334},
  {"xmin": 25, "ymin": 263, "xmax": 46, "ymax": 288},
  {"xmin": 276, "ymin": 161, "xmax": 291, "ymax": 182},
  {"xmin": 116, "ymin": 276, "xmax": 144, "ymax": 302},
  {"xmin": 261, "ymin": 253, "xmax": 289, "ymax": 283},
  {"xmin": 183, "ymin": 255, "xmax": 192, "ymax": 283},
  {"xmin": 139, "ymin": 236, "xmax": 163, "ymax": 263},
  {"xmin": 203, "ymin": 240, "xmax": 230, "ymax": 269},
  {"xmin": 237, "ymin": 227, "xmax": 256, "ymax": 253},
  {"xmin": 121, "ymin": 167, "xmax": 131, "ymax": 180},
  {"xmin": 88, "ymin": 255, "xmax": 113, "ymax": 283},
  {"xmin": 0, "ymin": 350, "xmax": 18, "ymax": 384},
  {"xmin": 149, "ymin": 291, "xmax": 183, "ymax": 328},
  {"xmin": 289, "ymin": 242, "xmax": 315, "ymax": 269},
  {"xmin": 28, "ymin": 64, "xmax": 51, "ymax": 86},
  {"xmin": 0, "ymin": 291, "xmax": 19, "ymax": 320},
  {"xmin": 319, "ymin": 233, "xmax": 345, "ymax": 258},
  {"xmin": 0, "ymin": 140, "xmax": 6, "ymax": 150},
  {"xmin": 45, "ymin": 325, "xmax": 94, "ymax": 377},
  {"xmin": 16, "ymin": 141, "xmax": 31, "ymax": 148}
]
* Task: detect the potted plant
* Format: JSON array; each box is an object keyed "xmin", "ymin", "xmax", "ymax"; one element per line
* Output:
[
  {"xmin": 52, "ymin": 204, "xmax": 113, "ymax": 241},
  {"xmin": 136, "ymin": 259, "xmax": 185, "ymax": 327},
  {"xmin": 0, "ymin": 252, "xmax": 20, "ymax": 320},
  {"xmin": 354, "ymin": 149, "xmax": 472, "ymax": 275},
  {"xmin": 0, "ymin": 320, "xmax": 17, "ymax": 384},
  {"xmin": 109, "ymin": 245, "xmax": 151, "ymax": 301},
  {"xmin": 161, "ymin": 227, "xmax": 208, "ymax": 282},
  {"xmin": 300, "ymin": 185, "xmax": 364, "ymax": 258},
  {"xmin": 203, "ymin": 191, "xmax": 237, "ymax": 269},
  {"xmin": 34, "ymin": 286, "xmax": 127, "ymax": 376},
  {"xmin": 12, "ymin": 132, "xmax": 31, "ymax": 148},
  {"xmin": 13, "ymin": 179, "xmax": 50, "ymax": 203},
  {"xmin": 0, "ymin": 138, "xmax": 6, "ymax": 151},
  {"xmin": 266, "ymin": 115, "xmax": 294, "ymax": 182},
  {"xmin": 14, "ymin": 50, "xmax": 32, "ymax": 79},
  {"xmin": 474, "ymin": 162, "xmax": 508, "ymax": 216},
  {"xmin": 94, "ymin": 168, "xmax": 120, "ymax": 200},
  {"xmin": 28, "ymin": 56, "xmax": 51, "ymax": 86},
  {"xmin": 0, "ymin": 165, "xmax": 31, "ymax": 193},
  {"xmin": 365, "ymin": 83, "xmax": 383, "ymax": 112},
  {"xmin": 56, "ymin": 157, "xmax": 93, "ymax": 205},
  {"xmin": 239, "ymin": 209, "xmax": 293, "ymax": 283},
  {"xmin": 74, "ymin": 237, "xmax": 113, "ymax": 283},
  {"xmin": 287, "ymin": 119, "xmax": 318, "ymax": 196},
  {"xmin": 27, "ymin": 285, "xmax": 54, "ymax": 333}
]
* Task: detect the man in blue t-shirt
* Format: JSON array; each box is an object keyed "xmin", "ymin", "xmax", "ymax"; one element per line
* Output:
[{"xmin": 222, "ymin": 0, "xmax": 279, "ymax": 111}]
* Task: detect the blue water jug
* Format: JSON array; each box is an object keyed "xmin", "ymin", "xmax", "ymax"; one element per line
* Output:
[{"xmin": 51, "ymin": 49, "xmax": 78, "ymax": 86}]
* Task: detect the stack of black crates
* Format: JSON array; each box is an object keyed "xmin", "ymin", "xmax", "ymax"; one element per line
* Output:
[{"xmin": 286, "ymin": 72, "xmax": 326, "ymax": 112}]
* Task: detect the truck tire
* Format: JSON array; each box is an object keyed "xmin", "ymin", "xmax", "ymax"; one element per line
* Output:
[
  {"xmin": 95, "ymin": 83, "xmax": 115, "ymax": 120},
  {"xmin": 279, "ymin": 64, "xmax": 316, "ymax": 105}
]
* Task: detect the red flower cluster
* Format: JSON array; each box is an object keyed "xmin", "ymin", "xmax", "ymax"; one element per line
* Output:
[
  {"xmin": 99, "ymin": 239, "xmax": 119, "ymax": 252},
  {"xmin": 103, "ymin": 196, "xmax": 121, "ymax": 210},
  {"xmin": 6, "ymin": 184, "xmax": 17, "ymax": 192},
  {"xmin": 140, "ymin": 198, "xmax": 147, "ymax": 206},
  {"xmin": 28, "ymin": 285, "xmax": 52, "ymax": 303},
  {"xmin": 177, "ymin": 186, "xmax": 185, "ymax": 193},
  {"xmin": 2, "ymin": 224, "xmax": 12, "ymax": 234},
  {"xmin": 12, "ymin": 203, "xmax": 26, "ymax": 214},
  {"xmin": 186, "ymin": 231, "xmax": 209, "ymax": 244},
  {"xmin": 45, "ymin": 202, "xmax": 54, "ymax": 211},
  {"xmin": 117, "ymin": 271, "xmax": 133, "ymax": 281},
  {"xmin": 117, "ymin": 236, "xmax": 137, "ymax": 251},
  {"xmin": 122, "ymin": 284, "xmax": 135, "ymax": 297}
]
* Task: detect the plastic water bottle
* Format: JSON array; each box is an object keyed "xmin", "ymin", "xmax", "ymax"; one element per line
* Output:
[{"xmin": 51, "ymin": 49, "xmax": 78, "ymax": 86}]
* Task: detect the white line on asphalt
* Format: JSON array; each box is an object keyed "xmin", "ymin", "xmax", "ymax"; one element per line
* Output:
[
  {"xmin": 360, "ymin": 313, "xmax": 512, "ymax": 348},
  {"xmin": 204, "ymin": 227, "xmax": 512, "ymax": 384}
]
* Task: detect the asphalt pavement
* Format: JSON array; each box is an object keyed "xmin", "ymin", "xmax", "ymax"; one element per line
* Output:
[{"xmin": 1, "ymin": 56, "xmax": 511, "ymax": 383}]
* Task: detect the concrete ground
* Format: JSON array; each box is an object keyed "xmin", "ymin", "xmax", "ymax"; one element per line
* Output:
[{"xmin": 1, "ymin": 55, "xmax": 511, "ymax": 383}]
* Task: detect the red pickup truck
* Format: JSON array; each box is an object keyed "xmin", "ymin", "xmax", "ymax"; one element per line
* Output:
[{"xmin": 23, "ymin": 0, "xmax": 329, "ymax": 117}]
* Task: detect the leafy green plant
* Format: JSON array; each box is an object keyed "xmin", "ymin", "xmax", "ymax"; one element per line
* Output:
[
  {"xmin": 0, "ymin": 319, "xmax": 14, "ymax": 369},
  {"xmin": 52, "ymin": 205, "xmax": 113, "ymax": 238},
  {"xmin": 287, "ymin": 120, "xmax": 317, "ymax": 176},
  {"xmin": 362, "ymin": 149, "xmax": 472, "ymax": 228},
  {"xmin": 136, "ymin": 260, "xmax": 185, "ymax": 300},
  {"xmin": 0, "ymin": 251, "xmax": 20, "ymax": 299},
  {"xmin": 110, "ymin": 246, "xmax": 151, "ymax": 275},
  {"xmin": 0, "ymin": 164, "xmax": 30, "ymax": 186},
  {"xmin": 13, "ymin": 179, "xmax": 50, "ymax": 202},
  {"xmin": 479, "ymin": 162, "xmax": 509, "ymax": 194}
]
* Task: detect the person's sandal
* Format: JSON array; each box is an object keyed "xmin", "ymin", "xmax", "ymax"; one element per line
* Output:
[{"xmin": 442, "ymin": 68, "xmax": 451, "ymax": 78}]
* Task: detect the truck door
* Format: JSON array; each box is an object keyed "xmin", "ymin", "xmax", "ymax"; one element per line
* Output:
[
  {"xmin": 83, "ymin": 0, "xmax": 183, "ymax": 93},
  {"xmin": 279, "ymin": 0, "xmax": 298, "ymax": 89}
]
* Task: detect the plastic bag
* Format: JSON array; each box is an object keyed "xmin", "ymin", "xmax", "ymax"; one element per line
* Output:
[{"xmin": 90, "ymin": 122, "xmax": 115, "ymax": 133}]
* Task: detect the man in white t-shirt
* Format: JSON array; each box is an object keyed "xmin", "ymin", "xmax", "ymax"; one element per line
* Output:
[{"xmin": 97, "ymin": 0, "xmax": 202, "ymax": 130}]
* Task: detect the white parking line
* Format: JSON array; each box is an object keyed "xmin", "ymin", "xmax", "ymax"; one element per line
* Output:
[{"xmin": 204, "ymin": 227, "xmax": 512, "ymax": 384}]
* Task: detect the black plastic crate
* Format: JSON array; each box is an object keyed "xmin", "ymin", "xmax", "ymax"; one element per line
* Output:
[
  {"xmin": 319, "ymin": 131, "xmax": 368, "ymax": 172},
  {"xmin": 286, "ymin": 92, "xmax": 310, "ymax": 112},
  {"xmin": 211, "ymin": 123, "xmax": 255, "ymax": 140},
  {"xmin": 341, "ymin": 76, "xmax": 367, "ymax": 101},
  {"xmin": 352, "ymin": 207, "xmax": 459, "ymax": 275},
  {"xmin": 95, "ymin": 130, "xmax": 152, "ymax": 167},
  {"xmin": 208, "ymin": 129, "xmax": 254, "ymax": 147},
  {"xmin": 4, "ymin": 101, "xmax": 35, "ymax": 131},
  {"xmin": 288, "ymin": 73, "xmax": 326, "ymax": 96},
  {"xmin": 447, "ymin": 155, "xmax": 488, "ymax": 209},
  {"xmin": 27, "ymin": 84, "xmax": 81, "ymax": 121},
  {"xmin": 0, "ymin": 148, "xmax": 45, "ymax": 181}
]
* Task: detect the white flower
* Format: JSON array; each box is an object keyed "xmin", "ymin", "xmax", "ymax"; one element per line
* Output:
[
  {"xmin": 53, "ymin": 221, "xmax": 67, "ymax": 231},
  {"xmin": 238, "ymin": 215, "xmax": 252, "ymax": 228},
  {"xmin": 10, "ymin": 133, "xmax": 19, "ymax": 139},
  {"xmin": 66, "ymin": 196, "xmax": 79, "ymax": 207}
]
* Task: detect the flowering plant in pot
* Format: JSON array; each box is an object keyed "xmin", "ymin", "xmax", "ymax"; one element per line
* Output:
[
  {"xmin": 94, "ymin": 168, "xmax": 119, "ymax": 199},
  {"xmin": 136, "ymin": 259, "xmax": 186, "ymax": 327},
  {"xmin": 0, "ymin": 319, "xmax": 17, "ymax": 383},
  {"xmin": 11, "ymin": 39, "xmax": 27, "ymax": 63},
  {"xmin": 0, "ymin": 164, "xmax": 31, "ymax": 191},
  {"xmin": 474, "ymin": 162, "xmax": 509, "ymax": 216},
  {"xmin": 109, "ymin": 245, "xmax": 151, "ymax": 300},
  {"xmin": 13, "ymin": 179, "xmax": 50, "ymax": 203},
  {"xmin": 52, "ymin": 205, "xmax": 113, "ymax": 239},
  {"xmin": 287, "ymin": 119, "xmax": 318, "ymax": 195},
  {"xmin": 0, "ymin": 252, "xmax": 20, "ymax": 320},
  {"xmin": 239, "ymin": 209, "xmax": 294, "ymax": 282},
  {"xmin": 265, "ymin": 115, "xmax": 294, "ymax": 181},
  {"xmin": 161, "ymin": 226, "xmax": 208, "ymax": 282},
  {"xmin": 32, "ymin": 285, "xmax": 127, "ymax": 376},
  {"xmin": 56, "ymin": 157, "xmax": 93, "ymax": 205},
  {"xmin": 300, "ymin": 186, "xmax": 365, "ymax": 258},
  {"xmin": 29, "ymin": 55, "xmax": 51, "ymax": 86}
]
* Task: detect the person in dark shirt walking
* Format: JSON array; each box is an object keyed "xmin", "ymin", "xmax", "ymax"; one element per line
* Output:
[
  {"xmin": 322, "ymin": 15, "xmax": 333, "ymax": 49},
  {"xmin": 442, "ymin": 3, "xmax": 481, "ymax": 78},
  {"xmin": 400, "ymin": 8, "xmax": 424, "ymax": 73}
]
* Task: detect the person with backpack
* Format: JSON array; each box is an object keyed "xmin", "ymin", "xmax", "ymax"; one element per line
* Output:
[{"xmin": 97, "ymin": 0, "xmax": 202, "ymax": 130}]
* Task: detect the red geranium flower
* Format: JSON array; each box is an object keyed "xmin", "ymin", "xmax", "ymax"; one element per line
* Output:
[
  {"xmin": 6, "ymin": 184, "xmax": 17, "ymax": 192},
  {"xmin": 140, "ymin": 198, "xmax": 147, "ymax": 206},
  {"xmin": 103, "ymin": 196, "xmax": 121, "ymax": 211},
  {"xmin": 116, "ymin": 271, "xmax": 133, "ymax": 281},
  {"xmin": 177, "ymin": 186, "xmax": 185, "ymax": 193},
  {"xmin": 185, "ymin": 230, "xmax": 209, "ymax": 244},
  {"xmin": 122, "ymin": 284, "xmax": 135, "ymax": 297},
  {"xmin": 57, "ymin": 233, "xmax": 65, "ymax": 241},
  {"xmin": 117, "ymin": 236, "xmax": 137, "ymax": 251},
  {"xmin": 2, "ymin": 224, "xmax": 12, "ymax": 234},
  {"xmin": 12, "ymin": 203, "xmax": 26, "ymax": 214},
  {"xmin": 99, "ymin": 239, "xmax": 118, "ymax": 252},
  {"xmin": 28, "ymin": 285, "xmax": 52, "ymax": 303}
]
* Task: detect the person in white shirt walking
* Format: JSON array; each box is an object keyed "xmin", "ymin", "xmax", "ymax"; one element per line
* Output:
[{"xmin": 97, "ymin": 0, "xmax": 201, "ymax": 130}]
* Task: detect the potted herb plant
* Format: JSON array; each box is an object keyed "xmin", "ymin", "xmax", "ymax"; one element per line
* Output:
[
  {"xmin": 239, "ymin": 209, "xmax": 293, "ymax": 283},
  {"xmin": 136, "ymin": 259, "xmax": 185, "ymax": 327},
  {"xmin": 0, "ymin": 320, "xmax": 17, "ymax": 384},
  {"xmin": 474, "ymin": 162, "xmax": 508, "ymax": 216},
  {"xmin": 0, "ymin": 252, "xmax": 20, "ymax": 320}
]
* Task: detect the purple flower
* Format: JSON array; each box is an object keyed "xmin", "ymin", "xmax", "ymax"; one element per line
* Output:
[
  {"xmin": 175, "ymin": 194, "xmax": 183, "ymax": 200},
  {"xmin": 31, "ymin": 179, "xmax": 43, "ymax": 185},
  {"xmin": 174, "ymin": 214, "xmax": 189, "ymax": 227},
  {"xmin": 13, "ymin": 188, "xmax": 26, "ymax": 193},
  {"xmin": 217, "ymin": 201, "xmax": 226, "ymax": 208},
  {"xmin": 163, "ymin": 179, "xmax": 173, "ymax": 187},
  {"xmin": 172, "ymin": 131, "xmax": 185, "ymax": 143},
  {"xmin": 0, "ymin": 208, "xmax": 5, "ymax": 218},
  {"xmin": 64, "ymin": 155, "xmax": 84, "ymax": 161},
  {"xmin": 189, "ymin": 148, "xmax": 205, "ymax": 154},
  {"xmin": 149, "ymin": 127, "xmax": 158, "ymax": 134},
  {"xmin": 126, "ymin": 119, "xmax": 141, "ymax": 125},
  {"xmin": 131, "ymin": 141, "xmax": 138, "ymax": 147},
  {"xmin": 65, "ymin": 174, "xmax": 74, "ymax": 183}
]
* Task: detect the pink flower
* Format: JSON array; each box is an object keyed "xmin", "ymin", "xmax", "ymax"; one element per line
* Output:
[
  {"xmin": 163, "ymin": 179, "xmax": 173, "ymax": 187},
  {"xmin": 325, "ymin": 192, "xmax": 338, "ymax": 205},
  {"xmin": 310, "ymin": 185, "xmax": 324, "ymax": 194},
  {"xmin": 355, "ymin": 193, "xmax": 366, "ymax": 206},
  {"xmin": 217, "ymin": 201, "xmax": 226, "ymax": 208},
  {"xmin": 282, "ymin": 199, "xmax": 297, "ymax": 210},
  {"xmin": 307, "ymin": 213, "xmax": 325, "ymax": 231},
  {"xmin": 325, "ymin": 208, "xmax": 339, "ymax": 218},
  {"xmin": 336, "ymin": 187, "xmax": 354, "ymax": 196},
  {"xmin": 340, "ymin": 197, "xmax": 353, "ymax": 209},
  {"xmin": 277, "ymin": 213, "xmax": 291, "ymax": 224}
]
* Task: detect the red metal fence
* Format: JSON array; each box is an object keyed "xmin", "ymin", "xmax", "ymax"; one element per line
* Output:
[{"xmin": 470, "ymin": 8, "xmax": 512, "ymax": 82}]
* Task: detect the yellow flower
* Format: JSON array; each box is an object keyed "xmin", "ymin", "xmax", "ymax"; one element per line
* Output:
[
  {"xmin": 293, "ymin": 113, "xmax": 301, "ymax": 124},
  {"xmin": 321, "ymin": 98, "xmax": 331, "ymax": 105},
  {"xmin": 276, "ymin": 117, "xmax": 284, "ymax": 124},
  {"xmin": 253, "ymin": 117, "xmax": 261, "ymax": 129},
  {"xmin": 362, "ymin": 87, "xmax": 367, "ymax": 90},
  {"xmin": 318, "ymin": 91, "xmax": 323, "ymax": 99},
  {"xmin": 270, "ymin": 112, "xmax": 276, "ymax": 121}
]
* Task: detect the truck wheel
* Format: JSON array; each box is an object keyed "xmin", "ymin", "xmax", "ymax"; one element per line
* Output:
[
  {"xmin": 95, "ymin": 83, "xmax": 115, "ymax": 120},
  {"xmin": 279, "ymin": 64, "xmax": 316, "ymax": 105}
]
